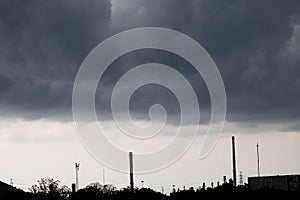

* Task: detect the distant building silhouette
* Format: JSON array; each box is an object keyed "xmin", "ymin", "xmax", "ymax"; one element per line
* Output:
[{"xmin": 248, "ymin": 174, "xmax": 300, "ymax": 192}]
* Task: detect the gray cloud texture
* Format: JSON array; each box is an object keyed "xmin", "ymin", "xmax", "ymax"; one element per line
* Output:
[
  {"xmin": 0, "ymin": 0, "xmax": 300, "ymax": 127},
  {"xmin": 0, "ymin": 0, "xmax": 111, "ymax": 119}
]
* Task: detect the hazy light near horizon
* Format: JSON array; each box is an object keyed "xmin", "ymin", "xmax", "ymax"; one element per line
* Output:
[{"xmin": 0, "ymin": 118, "xmax": 300, "ymax": 193}]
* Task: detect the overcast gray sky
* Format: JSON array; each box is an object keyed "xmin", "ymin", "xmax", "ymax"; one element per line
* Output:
[{"xmin": 0, "ymin": 0, "xmax": 300, "ymax": 192}]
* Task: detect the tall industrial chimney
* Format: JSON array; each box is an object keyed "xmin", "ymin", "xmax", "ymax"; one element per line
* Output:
[
  {"xmin": 129, "ymin": 152, "xmax": 134, "ymax": 191},
  {"xmin": 75, "ymin": 163, "xmax": 80, "ymax": 191},
  {"xmin": 231, "ymin": 136, "xmax": 237, "ymax": 187},
  {"xmin": 257, "ymin": 143, "xmax": 260, "ymax": 177}
]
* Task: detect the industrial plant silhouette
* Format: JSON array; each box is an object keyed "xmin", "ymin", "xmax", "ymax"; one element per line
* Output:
[{"xmin": 1, "ymin": 136, "xmax": 299, "ymax": 200}]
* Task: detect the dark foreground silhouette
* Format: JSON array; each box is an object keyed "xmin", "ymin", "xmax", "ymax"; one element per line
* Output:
[{"xmin": 1, "ymin": 178, "xmax": 299, "ymax": 200}]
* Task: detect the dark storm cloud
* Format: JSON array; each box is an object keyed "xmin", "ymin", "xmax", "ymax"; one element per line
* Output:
[
  {"xmin": 0, "ymin": 0, "xmax": 300, "ymax": 127},
  {"xmin": 111, "ymin": 0, "xmax": 300, "ymax": 123},
  {"xmin": 0, "ymin": 0, "xmax": 111, "ymax": 119}
]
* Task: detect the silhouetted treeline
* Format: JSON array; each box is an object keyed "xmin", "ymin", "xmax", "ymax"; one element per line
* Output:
[{"xmin": 2, "ymin": 180, "xmax": 299, "ymax": 200}]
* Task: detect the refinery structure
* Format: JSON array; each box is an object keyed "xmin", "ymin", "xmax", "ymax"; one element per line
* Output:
[{"xmin": 1, "ymin": 136, "xmax": 299, "ymax": 197}]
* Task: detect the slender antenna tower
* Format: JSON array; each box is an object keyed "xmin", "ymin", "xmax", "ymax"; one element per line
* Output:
[
  {"xmin": 239, "ymin": 171, "xmax": 243, "ymax": 185},
  {"xmin": 257, "ymin": 143, "xmax": 260, "ymax": 177},
  {"xmin": 103, "ymin": 169, "xmax": 106, "ymax": 185},
  {"xmin": 232, "ymin": 136, "xmax": 237, "ymax": 187},
  {"xmin": 75, "ymin": 163, "xmax": 80, "ymax": 191},
  {"xmin": 129, "ymin": 152, "xmax": 134, "ymax": 191},
  {"xmin": 10, "ymin": 179, "xmax": 13, "ymax": 186}
]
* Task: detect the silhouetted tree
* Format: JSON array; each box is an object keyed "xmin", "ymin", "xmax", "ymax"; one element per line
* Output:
[
  {"xmin": 69, "ymin": 182, "xmax": 116, "ymax": 200},
  {"xmin": 28, "ymin": 177, "xmax": 70, "ymax": 199}
]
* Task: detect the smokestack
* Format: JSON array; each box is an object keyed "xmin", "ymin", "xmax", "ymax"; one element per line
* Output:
[
  {"xmin": 232, "ymin": 136, "xmax": 237, "ymax": 187},
  {"xmin": 75, "ymin": 163, "xmax": 80, "ymax": 191},
  {"xmin": 257, "ymin": 143, "xmax": 260, "ymax": 177},
  {"xmin": 129, "ymin": 152, "xmax": 134, "ymax": 191}
]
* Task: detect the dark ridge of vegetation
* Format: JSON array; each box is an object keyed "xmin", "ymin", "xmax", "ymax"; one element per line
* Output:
[{"xmin": 2, "ymin": 177, "xmax": 299, "ymax": 200}]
